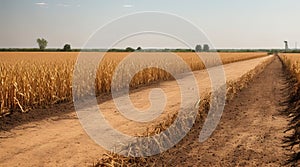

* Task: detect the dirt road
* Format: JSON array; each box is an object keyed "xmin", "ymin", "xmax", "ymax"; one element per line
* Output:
[
  {"xmin": 149, "ymin": 57, "xmax": 291, "ymax": 166},
  {"xmin": 1, "ymin": 56, "xmax": 288, "ymax": 167}
]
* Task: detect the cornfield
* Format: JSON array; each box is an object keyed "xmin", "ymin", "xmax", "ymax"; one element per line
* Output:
[
  {"xmin": 0, "ymin": 52, "xmax": 267, "ymax": 116},
  {"xmin": 279, "ymin": 54, "xmax": 300, "ymax": 166},
  {"xmin": 279, "ymin": 53, "xmax": 300, "ymax": 82}
]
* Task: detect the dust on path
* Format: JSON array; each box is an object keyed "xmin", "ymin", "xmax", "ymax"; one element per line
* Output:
[
  {"xmin": 152, "ymin": 57, "xmax": 290, "ymax": 166},
  {"xmin": 0, "ymin": 56, "xmax": 274, "ymax": 167}
]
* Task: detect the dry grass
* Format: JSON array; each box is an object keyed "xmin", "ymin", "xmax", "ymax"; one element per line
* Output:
[
  {"xmin": 279, "ymin": 53, "xmax": 300, "ymax": 82},
  {"xmin": 279, "ymin": 53, "xmax": 300, "ymax": 166},
  {"xmin": 0, "ymin": 52, "xmax": 267, "ymax": 115}
]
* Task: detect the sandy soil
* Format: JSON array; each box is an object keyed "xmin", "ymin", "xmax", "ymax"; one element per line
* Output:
[
  {"xmin": 149, "ymin": 57, "xmax": 291, "ymax": 166},
  {"xmin": 0, "ymin": 56, "xmax": 280, "ymax": 167}
]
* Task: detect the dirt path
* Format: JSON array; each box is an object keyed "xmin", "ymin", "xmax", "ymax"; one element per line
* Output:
[
  {"xmin": 151, "ymin": 57, "xmax": 291, "ymax": 166},
  {"xmin": 0, "ymin": 56, "xmax": 276, "ymax": 167}
]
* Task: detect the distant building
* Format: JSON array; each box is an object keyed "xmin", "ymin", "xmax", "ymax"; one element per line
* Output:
[{"xmin": 284, "ymin": 41, "xmax": 289, "ymax": 52}]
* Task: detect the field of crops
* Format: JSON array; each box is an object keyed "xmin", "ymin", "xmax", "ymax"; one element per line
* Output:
[
  {"xmin": 279, "ymin": 53, "xmax": 300, "ymax": 165},
  {"xmin": 279, "ymin": 53, "xmax": 300, "ymax": 82},
  {"xmin": 0, "ymin": 52, "xmax": 267, "ymax": 115}
]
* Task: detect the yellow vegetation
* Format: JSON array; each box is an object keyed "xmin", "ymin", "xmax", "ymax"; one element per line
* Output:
[
  {"xmin": 279, "ymin": 53, "xmax": 300, "ymax": 82},
  {"xmin": 0, "ymin": 52, "xmax": 267, "ymax": 115}
]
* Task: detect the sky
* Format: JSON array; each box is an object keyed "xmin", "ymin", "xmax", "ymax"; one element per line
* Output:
[{"xmin": 0, "ymin": 0, "xmax": 300, "ymax": 49}]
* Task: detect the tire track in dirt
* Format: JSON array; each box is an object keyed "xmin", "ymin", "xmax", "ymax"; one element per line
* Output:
[{"xmin": 149, "ymin": 57, "xmax": 291, "ymax": 166}]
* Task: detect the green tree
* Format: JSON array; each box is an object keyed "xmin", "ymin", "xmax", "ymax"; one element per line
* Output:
[
  {"xmin": 125, "ymin": 47, "xmax": 135, "ymax": 52},
  {"xmin": 63, "ymin": 44, "xmax": 71, "ymax": 51},
  {"xmin": 195, "ymin": 45, "xmax": 202, "ymax": 52},
  {"xmin": 203, "ymin": 44, "xmax": 210, "ymax": 52},
  {"xmin": 36, "ymin": 38, "xmax": 48, "ymax": 50},
  {"xmin": 136, "ymin": 46, "xmax": 142, "ymax": 51}
]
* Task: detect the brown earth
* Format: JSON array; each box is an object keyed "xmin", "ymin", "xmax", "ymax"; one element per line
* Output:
[
  {"xmin": 148, "ymin": 57, "xmax": 291, "ymax": 166},
  {"xmin": 0, "ymin": 56, "xmax": 291, "ymax": 167}
]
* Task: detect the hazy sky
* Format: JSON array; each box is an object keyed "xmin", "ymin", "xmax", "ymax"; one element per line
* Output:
[{"xmin": 1, "ymin": 0, "xmax": 300, "ymax": 49}]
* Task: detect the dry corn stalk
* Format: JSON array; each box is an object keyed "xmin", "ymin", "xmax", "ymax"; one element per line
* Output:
[{"xmin": 0, "ymin": 52, "xmax": 267, "ymax": 115}]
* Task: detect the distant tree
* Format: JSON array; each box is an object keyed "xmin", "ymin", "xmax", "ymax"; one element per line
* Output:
[
  {"xmin": 136, "ymin": 46, "xmax": 142, "ymax": 51},
  {"xmin": 195, "ymin": 45, "xmax": 202, "ymax": 52},
  {"xmin": 125, "ymin": 47, "xmax": 135, "ymax": 52},
  {"xmin": 63, "ymin": 44, "xmax": 71, "ymax": 51},
  {"xmin": 36, "ymin": 38, "xmax": 48, "ymax": 50},
  {"xmin": 203, "ymin": 44, "xmax": 210, "ymax": 52}
]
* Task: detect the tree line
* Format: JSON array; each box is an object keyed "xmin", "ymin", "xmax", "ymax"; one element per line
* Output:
[
  {"xmin": 37, "ymin": 38, "xmax": 71, "ymax": 51},
  {"xmin": 1, "ymin": 38, "xmax": 298, "ymax": 53}
]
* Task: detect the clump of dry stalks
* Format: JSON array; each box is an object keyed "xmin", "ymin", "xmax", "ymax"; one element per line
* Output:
[
  {"xmin": 0, "ymin": 52, "xmax": 267, "ymax": 116},
  {"xmin": 279, "ymin": 54, "xmax": 300, "ymax": 166}
]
